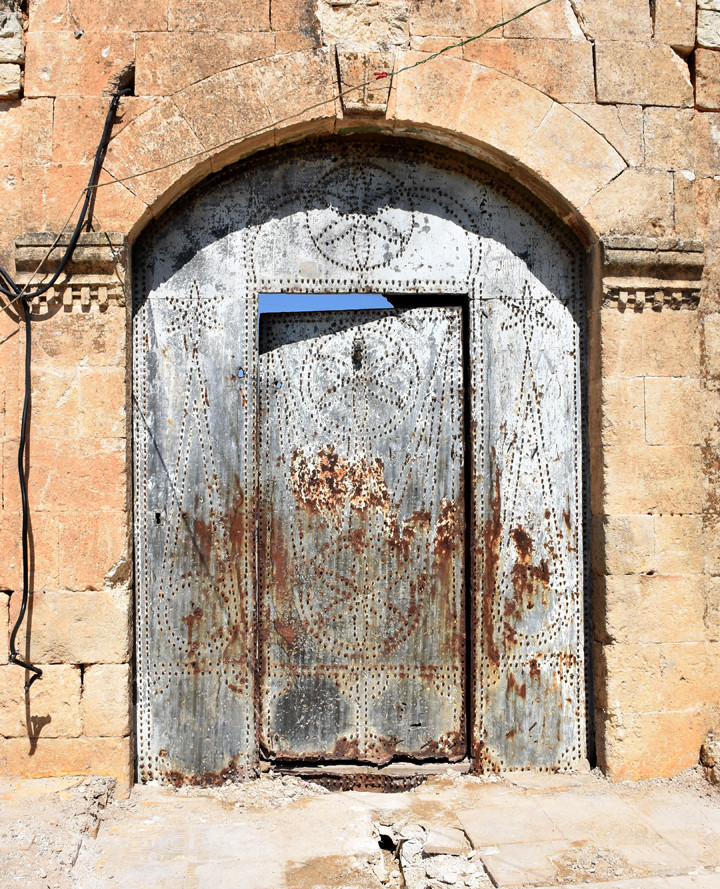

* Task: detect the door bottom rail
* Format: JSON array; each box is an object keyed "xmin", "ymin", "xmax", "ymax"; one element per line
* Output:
[{"xmin": 273, "ymin": 759, "xmax": 471, "ymax": 792}]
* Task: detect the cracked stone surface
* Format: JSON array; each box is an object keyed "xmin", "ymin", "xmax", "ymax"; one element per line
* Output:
[{"xmin": 0, "ymin": 768, "xmax": 718, "ymax": 888}]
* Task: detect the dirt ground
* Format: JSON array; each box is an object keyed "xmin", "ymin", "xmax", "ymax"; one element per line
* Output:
[{"xmin": 0, "ymin": 766, "xmax": 718, "ymax": 889}]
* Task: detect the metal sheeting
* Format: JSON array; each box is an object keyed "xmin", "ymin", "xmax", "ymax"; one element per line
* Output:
[
  {"xmin": 258, "ymin": 309, "xmax": 465, "ymax": 763},
  {"xmin": 132, "ymin": 290, "xmax": 256, "ymax": 783},
  {"xmin": 132, "ymin": 139, "xmax": 588, "ymax": 783},
  {"xmin": 474, "ymin": 285, "xmax": 586, "ymax": 771}
]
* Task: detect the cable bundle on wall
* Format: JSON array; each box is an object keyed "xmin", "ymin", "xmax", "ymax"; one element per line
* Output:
[{"xmin": 1, "ymin": 88, "xmax": 129, "ymax": 693}]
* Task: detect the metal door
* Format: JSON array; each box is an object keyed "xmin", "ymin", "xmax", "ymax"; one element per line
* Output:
[{"xmin": 258, "ymin": 307, "xmax": 465, "ymax": 764}]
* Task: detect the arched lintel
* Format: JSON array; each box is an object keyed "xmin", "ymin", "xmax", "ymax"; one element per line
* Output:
[{"xmin": 102, "ymin": 49, "xmax": 625, "ymax": 252}]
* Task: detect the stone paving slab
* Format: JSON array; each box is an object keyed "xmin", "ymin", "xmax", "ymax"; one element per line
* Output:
[{"xmin": 2, "ymin": 769, "xmax": 719, "ymax": 888}]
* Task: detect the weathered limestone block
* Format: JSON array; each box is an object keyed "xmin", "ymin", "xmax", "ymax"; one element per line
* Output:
[
  {"xmin": 65, "ymin": 0, "xmax": 168, "ymax": 31},
  {"xmin": 600, "ymin": 443, "xmax": 703, "ymax": 514},
  {"xmin": 52, "ymin": 96, "xmax": 112, "ymax": 164},
  {"xmin": 30, "ymin": 302, "xmax": 126, "ymax": 367},
  {"xmin": 0, "ymin": 37, "xmax": 23, "ymax": 63},
  {"xmin": 643, "ymin": 108, "xmax": 693, "ymax": 171},
  {"xmin": 57, "ymin": 509, "xmax": 129, "ymax": 592},
  {"xmin": 1, "ymin": 437, "xmax": 126, "ymax": 515},
  {"xmin": 569, "ymin": 0, "xmax": 652, "ymax": 40},
  {"xmin": 659, "ymin": 642, "xmax": 720, "ymax": 709},
  {"xmin": 590, "ymin": 514, "xmax": 654, "ymax": 575},
  {"xmin": 653, "ymin": 0, "xmax": 696, "ymax": 53},
  {"xmin": 700, "ymin": 730, "xmax": 720, "ymax": 784},
  {"xmin": 564, "ymin": 104, "xmax": 642, "ymax": 167},
  {"xmin": 597, "ymin": 706, "xmax": 710, "ymax": 779},
  {"xmin": 674, "ymin": 171, "xmax": 697, "ymax": 240},
  {"xmin": 275, "ymin": 29, "xmax": 319, "ymax": 53},
  {"xmin": 26, "ymin": 0, "xmax": 167, "ymax": 30},
  {"xmin": 28, "ymin": 365, "xmax": 126, "ymax": 440},
  {"xmin": 698, "ymin": 9, "xmax": 720, "ymax": 49},
  {"xmin": 337, "ymin": 49, "xmax": 394, "ymax": 114},
  {"xmin": 0, "ymin": 664, "xmax": 82, "ymax": 738},
  {"xmin": 645, "ymin": 378, "xmax": 703, "ymax": 445},
  {"xmin": 103, "ymin": 97, "xmax": 210, "ymax": 209},
  {"xmin": 462, "ymin": 38, "xmax": 594, "ymax": 104},
  {"xmin": 168, "ymin": 0, "xmax": 269, "ymax": 31},
  {"xmin": 517, "ymin": 102, "xmax": 626, "ymax": 210},
  {"xmin": 0, "ymin": 63, "xmax": 21, "ymax": 98},
  {"xmin": 582, "ymin": 170, "xmax": 674, "ymax": 237},
  {"xmin": 696, "ymin": 48, "xmax": 720, "ymax": 111},
  {"xmin": 253, "ymin": 50, "xmax": 338, "ymax": 136},
  {"xmin": 2, "ymin": 736, "xmax": 131, "ymax": 786},
  {"xmin": 705, "ymin": 577, "xmax": 720, "ymax": 640},
  {"xmin": 594, "ymin": 642, "xmax": 663, "ymax": 710},
  {"xmin": 8, "ymin": 588, "xmax": 132, "ymax": 664},
  {"xmin": 319, "ymin": 0, "xmax": 408, "ymax": 50},
  {"xmin": 81, "ymin": 664, "xmax": 131, "ymax": 737},
  {"xmin": 694, "ymin": 111, "xmax": 720, "ymax": 178},
  {"xmin": 135, "ymin": 32, "xmax": 275, "ymax": 96},
  {"xmin": 24, "ymin": 32, "xmax": 135, "ymax": 97},
  {"xmin": 502, "ymin": 0, "xmax": 584, "ymax": 38},
  {"xmin": 696, "ymin": 178, "xmax": 720, "ymax": 243},
  {"xmin": 702, "ymin": 313, "xmax": 720, "ymax": 378},
  {"xmin": 599, "ymin": 576, "xmax": 706, "ymax": 645},
  {"xmin": 591, "ymin": 376, "xmax": 644, "ymax": 449},
  {"xmin": 408, "ymin": 0, "xmax": 503, "ymax": 37},
  {"xmin": 655, "ymin": 514, "xmax": 705, "ymax": 574},
  {"xmin": 595, "ymin": 41, "xmax": 692, "ymax": 107},
  {"xmin": 0, "ymin": 510, "xmax": 59, "ymax": 593}
]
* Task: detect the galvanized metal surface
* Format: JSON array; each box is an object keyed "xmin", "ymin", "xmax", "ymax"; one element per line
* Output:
[
  {"xmin": 132, "ymin": 289, "xmax": 257, "ymax": 783},
  {"xmin": 259, "ymin": 308, "xmax": 465, "ymax": 763},
  {"xmin": 133, "ymin": 139, "xmax": 587, "ymax": 783},
  {"xmin": 475, "ymin": 286, "xmax": 586, "ymax": 771}
]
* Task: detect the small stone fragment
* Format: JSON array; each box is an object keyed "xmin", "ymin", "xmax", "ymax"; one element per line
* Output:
[
  {"xmin": 700, "ymin": 730, "xmax": 720, "ymax": 784},
  {"xmin": 424, "ymin": 826, "xmax": 469, "ymax": 856}
]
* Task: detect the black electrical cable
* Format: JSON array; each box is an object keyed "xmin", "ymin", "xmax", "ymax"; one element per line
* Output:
[
  {"xmin": 0, "ymin": 87, "xmax": 130, "ymax": 304},
  {"xmin": 4, "ymin": 88, "xmax": 129, "ymax": 692},
  {"xmin": 8, "ymin": 296, "xmax": 42, "ymax": 693}
]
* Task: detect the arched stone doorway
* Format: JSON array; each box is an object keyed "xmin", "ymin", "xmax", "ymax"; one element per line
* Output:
[{"xmin": 132, "ymin": 138, "xmax": 589, "ymax": 783}]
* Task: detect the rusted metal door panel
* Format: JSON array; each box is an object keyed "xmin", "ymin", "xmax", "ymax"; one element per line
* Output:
[
  {"xmin": 259, "ymin": 307, "xmax": 465, "ymax": 763},
  {"xmin": 475, "ymin": 282, "xmax": 586, "ymax": 771},
  {"xmin": 133, "ymin": 287, "xmax": 256, "ymax": 782}
]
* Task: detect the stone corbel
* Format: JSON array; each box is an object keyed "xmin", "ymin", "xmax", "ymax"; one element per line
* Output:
[
  {"xmin": 14, "ymin": 232, "xmax": 128, "ymax": 312},
  {"xmin": 602, "ymin": 236, "xmax": 704, "ymax": 311},
  {"xmin": 336, "ymin": 47, "xmax": 395, "ymax": 116}
]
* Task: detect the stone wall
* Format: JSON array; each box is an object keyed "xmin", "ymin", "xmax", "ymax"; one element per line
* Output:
[{"xmin": 0, "ymin": 0, "xmax": 718, "ymax": 787}]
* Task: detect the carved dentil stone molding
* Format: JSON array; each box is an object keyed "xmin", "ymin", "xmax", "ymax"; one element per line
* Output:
[
  {"xmin": 14, "ymin": 232, "xmax": 128, "ymax": 312},
  {"xmin": 602, "ymin": 236, "xmax": 704, "ymax": 311}
]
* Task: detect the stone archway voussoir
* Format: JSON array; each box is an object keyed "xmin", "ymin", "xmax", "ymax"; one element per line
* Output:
[{"xmin": 106, "ymin": 49, "xmax": 625, "ymax": 241}]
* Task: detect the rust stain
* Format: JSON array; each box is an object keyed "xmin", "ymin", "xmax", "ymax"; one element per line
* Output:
[
  {"xmin": 562, "ymin": 508, "xmax": 571, "ymax": 531},
  {"xmin": 274, "ymin": 619, "xmax": 299, "ymax": 648},
  {"xmin": 165, "ymin": 755, "xmax": 245, "ymax": 788},
  {"xmin": 509, "ymin": 524, "xmax": 550, "ymax": 613},
  {"xmin": 181, "ymin": 605, "xmax": 205, "ymax": 649},
  {"xmin": 482, "ymin": 455, "xmax": 502, "ymax": 667},
  {"xmin": 290, "ymin": 446, "xmax": 392, "ymax": 526},
  {"xmin": 348, "ymin": 527, "xmax": 365, "ymax": 554},
  {"xmin": 529, "ymin": 658, "xmax": 541, "ymax": 680},
  {"xmin": 507, "ymin": 671, "xmax": 527, "ymax": 701},
  {"xmin": 331, "ymin": 736, "xmax": 360, "ymax": 760},
  {"xmin": 192, "ymin": 517, "xmax": 213, "ymax": 564},
  {"xmin": 433, "ymin": 498, "xmax": 457, "ymax": 559},
  {"xmin": 368, "ymin": 734, "xmax": 402, "ymax": 766},
  {"xmin": 510, "ymin": 525, "xmax": 533, "ymax": 560}
]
